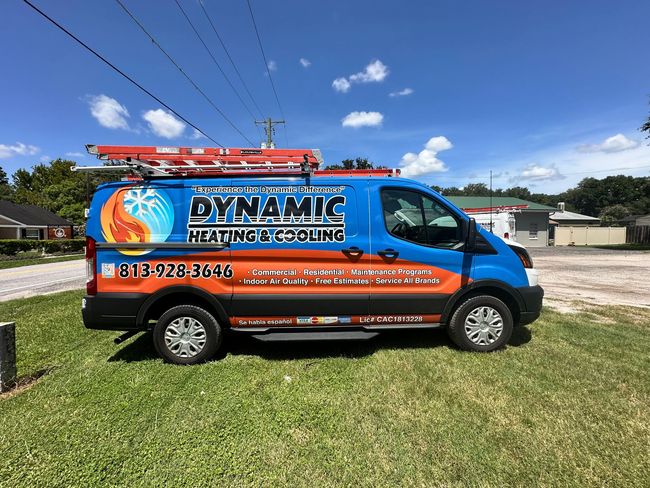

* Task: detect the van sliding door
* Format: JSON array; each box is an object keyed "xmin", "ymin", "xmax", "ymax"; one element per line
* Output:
[{"xmin": 228, "ymin": 179, "xmax": 371, "ymax": 323}]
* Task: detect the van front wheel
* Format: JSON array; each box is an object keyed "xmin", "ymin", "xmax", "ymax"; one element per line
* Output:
[
  {"xmin": 447, "ymin": 295, "xmax": 513, "ymax": 352},
  {"xmin": 153, "ymin": 305, "xmax": 222, "ymax": 364}
]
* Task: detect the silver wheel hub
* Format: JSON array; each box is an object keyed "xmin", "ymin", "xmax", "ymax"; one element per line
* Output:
[
  {"xmin": 164, "ymin": 317, "xmax": 207, "ymax": 358},
  {"xmin": 464, "ymin": 306, "xmax": 503, "ymax": 345}
]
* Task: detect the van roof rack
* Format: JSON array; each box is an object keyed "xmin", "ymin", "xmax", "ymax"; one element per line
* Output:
[
  {"xmin": 463, "ymin": 205, "xmax": 529, "ymax": 213},
  {"xmin": 71, "ymin": 144, "xmax": 400, "ymax": 178}
]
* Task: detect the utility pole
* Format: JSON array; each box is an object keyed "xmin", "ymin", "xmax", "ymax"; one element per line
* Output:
[
  {"xmin": 489, "ymin": 169, "xmax": 493, "ymax": 233},
  {"xmin": 255, "ymin": 118, "xmax": 285, "ymax": 148}
]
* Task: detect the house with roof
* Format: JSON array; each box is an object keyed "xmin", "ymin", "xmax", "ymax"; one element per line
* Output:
[
  {"xmin": 620, "ymin": 214, "xmax": 650, "ymax": 227},
  {"xmin": 0, "ymin": 200, "xmax": 74, "ymax": 240},
  {"xmin": 446, "ymin": 196, "xmax": 556, "ymax": 247}
]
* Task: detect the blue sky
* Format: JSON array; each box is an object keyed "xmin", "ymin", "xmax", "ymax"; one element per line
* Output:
[{"xmin": 1, "ymin": 0, "xmax": 649, "ymax": 192}]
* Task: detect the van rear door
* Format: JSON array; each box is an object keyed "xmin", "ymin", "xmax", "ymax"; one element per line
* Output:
[{"xmin": 368, "ymin": 183, "xmax": 471, "ymax": 320}]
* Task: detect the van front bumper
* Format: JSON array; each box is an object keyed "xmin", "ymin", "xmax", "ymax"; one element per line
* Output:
[
  {"xmin": 82, "ymin": 293, "xmax": 147, "ymax": 330},
  {"xmin": 516, "ymin": 285, "xmax": 544, "ymax": 326}
]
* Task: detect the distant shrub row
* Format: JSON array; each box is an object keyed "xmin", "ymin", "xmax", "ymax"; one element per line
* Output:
[{"xmin": 0, "ymin": 239, "xmax": 85, "ymax": 256}]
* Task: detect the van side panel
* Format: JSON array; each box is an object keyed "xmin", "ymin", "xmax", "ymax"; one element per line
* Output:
[
  {"xmin": 83, "ymin": 176, "xmax": 539, "ymax": 332},
  {"xmin": 222, "ymin": 180, "xmax": 371, "ymax": 316},
  {"xmin": 85, "ymin": 181, "xmax": 232, "ymax": 328}
]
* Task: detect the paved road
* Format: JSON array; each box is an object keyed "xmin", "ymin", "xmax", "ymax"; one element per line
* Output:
[{"xmin": 0, "ymin": 259, "xmax": 85, "ymax": 302}]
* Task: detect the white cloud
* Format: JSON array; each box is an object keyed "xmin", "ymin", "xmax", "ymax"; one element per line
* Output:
[
  {"xmin": 87, "ymin": 94, "xmax": 130, "ymax": 130},
  {"xmin": 142, "ymin": 109, "xmax": 186, "ymax": 138},
  {"xmin": 39, "ymin": 155, "xmax": 51, "ymax": 163},
  {"xmin": 424, "ymin": 136, "xmax": 453, "ymax": 152},
  {"xmin": 341, "ymin": 111, "xmax": 384, "ymax": 128},
  {"xmin": 398, "ymin": 136, "xmax": 452, "ymax": 177},
  {"xmin": 515, "ymin": 163, "xmax": 564, "ymax": 182},
  {"xmin": 485, "ymin": 131, "xmax": 650, "ymax": 193},
  {"xmin": 0, "ymin": 142, "xmax": 39, "ymax": 159},
  {"xmin": 332, "ymin": 59, "xmax": 389, "ymax": 93},
  {"xmin": 332, "ymin": 77, "xmax": 351, "ymax": 93},
  {"xmin": 349, "ymin": 59, "xmax": 389, "ymax": 83},
  {"xmin": 65, "ymin": 151, "xmax": 85, "ymax": 158},
  {"xmin": 190, "ymin": 128, "xmax": 206, "ymax": 140},
  {"xmin": 389, "ymin": 88, "xmax": 414, "ymax": 97},
  {"xmin": 268, "ymin": 60, "xmax": 277, "ymax": 71},
  {"xmin": 577, "ymin": 133, "xmax": 640, "ymax": 153},
  {"xmin": 299, "ymin": 58, "xmax": 311, "ymax": 68}
]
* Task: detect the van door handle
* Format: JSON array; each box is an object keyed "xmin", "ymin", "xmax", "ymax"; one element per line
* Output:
[
  {"xmin": 342, "ymin": 246, "xmax": 364, "ymax": 257},
  {"xmin": 377, "ymin": 248, "xmax": 399, "ymax": 258}
]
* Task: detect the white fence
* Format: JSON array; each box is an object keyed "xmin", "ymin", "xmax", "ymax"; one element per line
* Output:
[{"xmin": 554, "ymin": 226, "xmax": 626, "ymax": 246}]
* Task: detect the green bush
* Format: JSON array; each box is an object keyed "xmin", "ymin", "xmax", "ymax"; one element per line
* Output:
[
  {"xmin": 41, "ymin": 239, "xmax": 85, "ymax": 254},
  {"xmin": 0, "ymin": 239, "xmax": 85, "ymax": 256}
]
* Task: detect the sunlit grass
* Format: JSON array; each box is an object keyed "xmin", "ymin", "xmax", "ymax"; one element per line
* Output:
[{"xmin": 0, "ymin": 291, "xmax": 648, "ymax": 486}]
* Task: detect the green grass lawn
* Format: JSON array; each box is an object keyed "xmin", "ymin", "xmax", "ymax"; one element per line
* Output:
[
  {"xmin": 0, "ymin": 254, "xmax": 83, "ymax": 270},
  {"xmin": 0, "ymin": 291, "xmax": 648, "ymax": 487}
]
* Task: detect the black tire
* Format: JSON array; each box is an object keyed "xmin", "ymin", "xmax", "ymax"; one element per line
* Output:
[
  {"xmin": 447, "ymin": 295, "xmax": 513, "ymax": 352},
  {"xmin": 153, "ymin": 305, "xmax": 222, "ymax": 365}
]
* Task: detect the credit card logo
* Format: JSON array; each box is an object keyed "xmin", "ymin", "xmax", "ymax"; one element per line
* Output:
[{"xmin": 296, "ymin": 316, "xmax": 339, "ymax": 325}]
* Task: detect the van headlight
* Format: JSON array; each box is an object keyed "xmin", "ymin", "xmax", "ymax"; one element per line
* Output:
[{"xmin": 508, "ymin": 245, "xmax": 533, "ymax": 269}]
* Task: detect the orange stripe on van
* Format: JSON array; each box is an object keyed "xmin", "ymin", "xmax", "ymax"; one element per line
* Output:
[{"xmin": 97, "ymin": 249, "xmax": 469, "ymax": 295}]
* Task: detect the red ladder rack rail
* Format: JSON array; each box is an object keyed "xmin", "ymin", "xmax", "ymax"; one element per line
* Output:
[
  {"xmin": 462, "ymin": 205, "xmax": 529, "ymax": 213},
  {"xmin": 74, "ymin": 145, "xmax": 400, "ymax": 178}
]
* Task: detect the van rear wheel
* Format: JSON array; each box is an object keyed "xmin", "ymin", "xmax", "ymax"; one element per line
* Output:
[
  {"xmin": 447, "ymin": 295, "xmax": 513, "ymax": 352},
  {"xmin": 153, "ymin": 305, "xmax": 222, "ymax": 364}
]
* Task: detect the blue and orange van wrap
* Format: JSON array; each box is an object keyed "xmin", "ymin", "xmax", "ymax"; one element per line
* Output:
[{"xmin": 82, "ymin": 176, "xmax": 543, "ymax": 331}]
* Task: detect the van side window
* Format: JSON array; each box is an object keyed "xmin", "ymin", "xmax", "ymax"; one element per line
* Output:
[{"xmin": 381, "ymin": 189, "xmax": 461, "ymax": 248}]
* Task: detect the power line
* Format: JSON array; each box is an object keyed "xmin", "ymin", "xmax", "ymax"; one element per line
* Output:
[
  {"xmin": 245, "ymin": 0, "xmax": 289, "ymax": 147},
  {"xmin": 198, "ymin": 0, "xmax": 265, "ymax": 119},
  {"xmin": 558, "ymin": 164, "xmax": 650, "ymax": 176},
  {"xmin": 22, "ymin": 0, "xmax": 223, "ymax": 147},
  {"xmin": 172, "ymin": 0, "xmax": 258, "ymax": 125},
  {"xmin": 114, "ymin": 0, "xmax": 255, "ymax": 146}
]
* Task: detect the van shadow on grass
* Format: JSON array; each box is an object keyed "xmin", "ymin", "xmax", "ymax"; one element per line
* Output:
[{"xmin": 107, "ymin": 326, "xmax": 532, "ymax": 363}]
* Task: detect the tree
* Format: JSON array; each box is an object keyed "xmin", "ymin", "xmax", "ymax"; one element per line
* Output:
[
  {"xmin": 642, "ymin": 117, "xmax": 650, "ymax": 139},
  {"xmin": 599, "ymin": 204, "xmax": 631, "ymax": 224},
  {"xmin": 427, "ymin": 174, "xmax": 649, "ymax": 218},
  {"xmin": 641, "ymin": 98, "xmax": 650, "ymax": 139},
  {"xmin": 461, "ymin": 183, "xmax": 490, "ymax": 196},
  {"xmin": 11, "ymin": 158, "xmax": 110, "ymax": 224},
  {"xmin": 353, "ymin": 157, "xmax": 373, "ymax": 170},
  {"xmin": 0, "ymin": 165, "xmax": 14, "ymax": 201},
  {"xmin": 501, "ymin": 186, "xmax": 532, "ymax": 200},
  {"xmin": 565, "ymin": 175, "xmax": 649, "ymax": 217},
  {"xmin": 325, "ymin": 157, "xmax": 382, "ymax": 170}
]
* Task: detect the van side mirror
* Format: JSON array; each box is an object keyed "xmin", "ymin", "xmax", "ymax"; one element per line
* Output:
[{"xmin": 466, "ymin": 217, "xmax": 477, "ymax": 251}]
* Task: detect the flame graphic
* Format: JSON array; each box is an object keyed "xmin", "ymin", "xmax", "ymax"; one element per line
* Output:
[{"xmin": 101, "ymin": 187, "xmax": 151, "ymax": 245}]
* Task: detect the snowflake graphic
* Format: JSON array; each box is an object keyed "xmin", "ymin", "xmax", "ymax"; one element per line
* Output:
[{"xmin": 123, "ymin": 188, "xmax": 164, "ymax": 219}]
